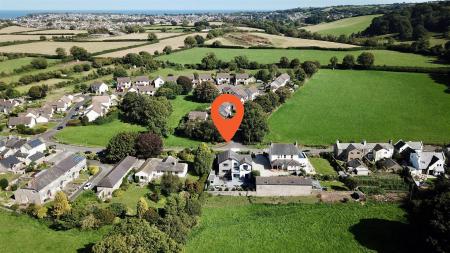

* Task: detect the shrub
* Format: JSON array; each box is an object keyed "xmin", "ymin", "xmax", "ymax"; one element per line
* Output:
[
  {"xmin": 88, "ymin": 166, "xmax": 100, "ymax": 176},
  {"xmin": 0, "ymin": 178, "xmax": 8, "ymax": 190},
  {"xmin": 112, "ymin": 189, "xmax": 124, "ymax": 197},
  {"xmin": 107, "ymin": 203, "xmax": 127, "ymax": 218}
]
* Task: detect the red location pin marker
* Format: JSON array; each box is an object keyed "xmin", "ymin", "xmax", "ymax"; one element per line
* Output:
[{"xmin": 211, "ymin": 94, "xmax": 244, "ymax": 142}]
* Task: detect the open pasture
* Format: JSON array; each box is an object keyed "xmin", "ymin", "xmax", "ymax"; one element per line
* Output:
[
  {"xmin": 98, "ymin": 32, "xmax": 207, "ymax": 58},
  {"xmin": 0, "ymin": 26, "xmax": 38, "ymax": 34},
  {"xmin": 92, "ymin": 32, "xmax": 184, "ymax": 41},
  {"xmin": 23, "ymin": 29, "xmax": 87, "ymax": 35},
  {"xmin": 303, "ymin": 15, "xmax": 381, "ymax": 36},
  {"xmin": 266, "ymin": 70, "xmax": 450, "ymax": 145},
  {"xmin": 0, "ymin": 35, "xmax": 48, "ymax": 42},
  {"xmin": 187, "ymin": 196, "xmax": 413, "ymax": 253},
  {"xmin": 158, "ymin": 47, "xmax": 447, "ymax": 68},
  {"xmin": 0, "ymin": 57, "xmax": 59, "ymax": 75},
  {"xmin": 0, "ymin": 41, "xmax": 147, "ymax": 55}
]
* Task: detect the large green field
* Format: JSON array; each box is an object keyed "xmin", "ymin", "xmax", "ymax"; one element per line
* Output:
[
  {"xmin": 158, "ymin": 48, "xmax": 447, "ymax": 68},
  {"xmin": 54, "ymin": 95, "xmax": 208, "ymax": 148},
  {"xmin": 266, "ymin": 70, "xmax": 450, "ymax": 145},
  {"xmin": 304, "ymin": 15, "xmax": 381, "ymax": 36},
  {"xmin": 0, "ymin": 210, "xmax": 107, "ymax": 253},
  {"xmin": 187, "ymin": 196, "xmax": 413, "ymax": 253},
  {"xmin": 0, "ymin": 57, "xmax": 59, "ymax": 75}
]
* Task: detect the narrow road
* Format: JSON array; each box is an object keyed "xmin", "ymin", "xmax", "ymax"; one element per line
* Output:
[{"xmin": 69, "ymin": 160, "xmax": 113, "ymax": 201}]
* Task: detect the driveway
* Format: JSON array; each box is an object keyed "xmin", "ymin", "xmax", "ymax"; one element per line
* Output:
[{"xmin": 69, "ymin": 160, "xmax": 113, "ymax": 201}]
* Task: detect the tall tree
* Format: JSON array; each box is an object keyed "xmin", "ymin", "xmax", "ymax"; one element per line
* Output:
[
  {"xmin": 70, "ymin": 46, "xmax": 90, "ymax": 61},
  {"xmin": 357, "ymin": 52, "xmax": 375, "ymax": 68},
  {"xmin": 105, "ymin": 132, "xmax": 138, "ymax": 162},
  {"xmin": 342, "ymin": 55, "xmax": 355, "ymax": 69},
  {"xmin": 240, "ymin": 102, "xmax": 269, "ymax": 144},
  {"xmin": 136, "ymin": 197, "xmax": 148, "ymax": 219},
  {"xmin": 135, "ymin": 132, "xmax": 163, "ymax": 159},
  {"xmin": 52, "ymin": 191, "xmax": 71, "ymax": 218},
  {"xmin": 192, "ymin": 143, "xmax": 214, "ymax": 176},
  {"xmin": 147, "ymin": 32, "xmax": 158, "ymax": 42},
  {"xmin": 330, "ymin": 56, "xmax": 338, "ymax": 70},
  {"xmin": 192, "ymin": 81, "xmax": 219, "ymax": 103}
]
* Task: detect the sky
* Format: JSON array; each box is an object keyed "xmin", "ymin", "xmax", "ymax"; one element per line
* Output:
[{"xmin": 0, "ymin": 0, "xmax": 431, "ymax": 11}]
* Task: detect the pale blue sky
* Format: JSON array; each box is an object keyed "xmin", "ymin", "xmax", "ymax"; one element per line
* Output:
[{"xmin": 0, "ymin": 0, "xmax": 430, "ymax": 11}]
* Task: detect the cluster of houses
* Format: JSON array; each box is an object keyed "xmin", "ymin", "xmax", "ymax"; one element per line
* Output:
[
  {"xmin": 0, "ymin": 98, "xmax": 22, "ymax": 114},
  {"xmin": 7, "ymin": 95, "xmax": 80, "ymax": 129},
  {"xmin": 208, "ymin": 142, "xmax": 318, "ymax": 196},
  {"xmin": 334, "ymin": 139, "xmax": 446, "ymax": 178},
  {"xmin": 0, "ymin": 136, "xmax": 46, "ymax": 174},
  {"xmin": 83, "ymin": 95, "xmax": 115, "ymax": 122}
]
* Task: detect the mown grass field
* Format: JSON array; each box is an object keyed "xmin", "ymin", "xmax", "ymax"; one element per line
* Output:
[
  {"xmin": 158, "ymin": 48, "xmax": 447, "ymax": 68},
  {"xmin": 187, "ymin": 196, "xmax": 413, "ymax": 253},
  {"xmin": 0, "ymin": 210, "xmax": 107, "ymax": 253},
  {"xmin": 54, "ymin": 95, "xmax": 208, "ymax": 148},
  {"xmin": 266, "ymin": 70, "xmax": 450, "ymax": 145},
  {"xmin": 310, "ymin": 158, "xmax": 336, "ymax": 175},
  {"xmin": 304, "ymin": 15, "xmax": 381, "ymax": 36},
  {"xmin": 0, "ymin": 57, "xmax": 59, "ymax": 75}
]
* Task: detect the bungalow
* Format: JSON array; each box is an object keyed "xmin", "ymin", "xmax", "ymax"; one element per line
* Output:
[
  {"xmin": 85, "ymin": 104, "xmax": 104, "ymax": 122},
  {"xmin": 0, "ymin": 155, "xmax": 23, "ymax": 173},
  {"xmin": 136, "ymin": 85, "xmax": 156, "ymax": 96},
  {"xmin": 97, "ymin": 156, "xmax": 140, "ymax": 200},
  {"xmin": 90, "ymin": 82, "xmax": 109, "ymax": 95},
  {"xmin": 235, "ymin": 73, "xmax": 256, "ymax": 85},
  {"xmin": 91, "ymin": 95, "xmax": 112, "ymax": 109},
  {"xmin": 269, "ymin": 73, "xmax": 290, "ymax": 91},
  {"xmin": 19, "ymin": 107, "xmax": 53, "ymax": 124},
  {"xmin": 20, "ymin": 138, "xmax": 46, "ymax": 157},
  {"xmin": 8, "ymin": 116, "xmax": 36, "ymax": 129},
  {"xmin": 165, "ymin": 76, "xmax": 177, "ymax": 83},
  {"xmin": 153, "ymin": 76, "xmax": 165, "ymax": 88},
  {"xmin": 117, "ymin": 77, "xmax": 132, "ymax": 91},
  {"xmin": 256, "ymin": 176, "xmax": 313, "ymax": 196},
  {"xmin": 198, "ymin": 73, "xmax": 214, "ymax": 84},
  {"xmin": 216, "ymin": 150, "xmax": 252, "ymax": 183},
  {"xmin": 59, "ymin": 95, "xmax": 74, "ymax": 107},
  {"xmin": 216, "ymin": 73, "xmax": 231, "ymax": 85},
  {"xmin": 378, "ymin": 158, "xmax": 403, "ymax": 173},
  {"xmin": 14, "ymin": 154, "xmax": 87, "ymax": 204},
  {"xmin": 47, "ymin": 100, "xmax": 68, "ymax": 112},
  {"xmin": 134, "ymin": 76, "xmax": 151, "ymax": 86},
  {"xmin": 346, "ymin": 159, "xmax": 369, "ymax": 176},
  {"xmin": 187, "ymin": 111, "xmax": 208, "ymax": 121},
  {"xmin": 135, "ymin": 156, "xmax": 188, "ymax": 184},
  {"xmin": 410, "ymin": 151, "xmax": 446, "ymax": 176},
  {"xmin": 268, "ymin": 143, "xmax": 314, "ymax": 173}
]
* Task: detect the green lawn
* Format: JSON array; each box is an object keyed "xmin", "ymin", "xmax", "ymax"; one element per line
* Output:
[
  {"xmin": 158, "ymin": 48, "xmax": 447, "ymax": 68},
  {"xmin": 310, "ymin": 158, "xmax": 336, "ymax": 175},
  {"xmin": 0, "ymin": 210, "xmax": 107, "ymax": 253},
  {"xmin": 304, "ymin": 15, "xmax": 381, "ymax": 36},
  {"xmin": 266, "ymin": 69, "xmax": 450, "ymax": 145},
  {"xmin": 54, "ymin": 95, "xmax": 208, "ymax": 148},
  {"xmin": 0, "ymin": 57, "xmax": 59, "ymax": 75},
  {"xmin": 54, "ymin": 119, "xmax": 146, "ymax": 147},
  {"xmin": 187, "ymin": 196, "xmax": 414, "ymax": 253}
]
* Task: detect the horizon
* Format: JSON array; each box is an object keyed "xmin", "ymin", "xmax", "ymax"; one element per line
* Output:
[{"xmin": 0, "ymin": 0, "xmax": 432, "ymax": 11}]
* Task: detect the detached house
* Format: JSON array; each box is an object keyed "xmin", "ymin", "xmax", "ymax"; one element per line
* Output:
[
  {"xmin": 410, "ymin": 151, "xmax": 446, "ymax": 176},
  {"xmin": 268, "ymin": 143, "xmax": 314, "ymax": 173},
  {"xmin": 135, "ymin": 156, "xmax": 188, "ymax": 184},
  {"xmin": 90, "ymin": 82, "xmax": 109, "ymax": 95},
  {"xmin": 188, "ymin": 111, "xmax": 208, "ymax": 121},
  {"xmin": 216, "ymin": 150, "xmax": 253, "ymax": 183},
  {"xmin": 97, "ymin": 156, "xmax": 140, "ymax": 200},
  {"xmin": 8, "ymin": 116, "xmax": 36, "ymax": 129},
  {"xmin": 346, "ymin": 159, "xmax": 369, "ymax": 176},
  {"xmin": 117, "ymin": 77, "xmax": 132, "ymax": 91},
  {"xmin": 334, "ymin": 140, "xmax": 394, "ymax": 162},
  {"xmin": 216, "ymin": 73, "xmax": 231, "ymax": 85},
  {"xmin": 14, "ymin": 154, "xmax": 86, "ymax": 204},
  {"xmin": 269, "ymin": 73, "xmax": 290, "ymax": 91},
  {"xmin": 47, "ymin": 100, "xmax": 68, "ymax": 112},
  {"xmin": 394, "ymin": 140, "xmax": 423, "ymax": 157},
  {"xmin": 134, "ymin": 76, "xmax": 151, "ymax": 86},
  {"xmin": 153, "ymin": 76, "xmax": 165, "ymax": 88},
  {"xmin": 235, "ymin": 73, "xmax": 255, "ymax": 85},
  {"xmin": 84, "ymin": 95, "xmax": 112, "ymax": 122},
  {"xmin": 0, "ymin": 99, "xmax": 20, "ymax": 114}
]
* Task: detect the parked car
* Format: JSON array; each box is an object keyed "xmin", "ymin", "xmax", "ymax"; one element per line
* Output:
[
  {"xmin": 57, "ymin": 126, "xmax": 64, "ymax": 130},
  {"xmin": 83, "ymin": 182, "xmax": 92, "ymax": 190}
]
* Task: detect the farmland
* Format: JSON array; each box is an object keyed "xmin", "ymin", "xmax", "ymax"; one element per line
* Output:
[
  {"xmin": 266, "ymin": 70, "xmax": 450, "ymax": 145},
  {"xmin": 0, "ymin": 35, "xmax": 49, "ymax": 42},
  {"xmin": 22, "ymin": 29, "xmax": 87, "ymax": 35},
  {"xmin": 0, "ymin": 57, "xmax": 59, "ymax": 75},
  {"xmin": 0, "ymin": 26, "xmax": 38, "ymax": 34},
  {"xmin": 98, "ymin": 32, "xmax": 207, "ymax": 57},
  {"xmin": 158, "ymin": 47, "xmax": 447, "ymax": 68},
  {"xmin": 0, "ymin": 41, "xmax": 147, "ymax": 55},
  {"xmin": 91, "ymin": 32, "xmax": 184, "ymax": 41},
  {"xmin": 303, "ymin": 15, "xmax": 381, "ymax": 36},
  {"xmin": 187, "ymin": 196, "xmax": 414, "ymax": 253},
  {"xmin": 0, "ymin": 210, "xmax": 107, "ymax": 253},
  {"xmin": 206, "ymin": 32, "xmax": 356, "ymax": 48}
]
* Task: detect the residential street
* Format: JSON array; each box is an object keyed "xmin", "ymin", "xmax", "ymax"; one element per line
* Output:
[{"xmin": 69, "ymin": 160, "xmax": 113, "ymax": 201}]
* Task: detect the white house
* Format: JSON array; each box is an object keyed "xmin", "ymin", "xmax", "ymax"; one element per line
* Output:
[
  {"xmin": 410, "ymin": 151, "xmax": 446, "ymax": 176},
  {"xmin": 216, "ymin": 73, "xmax": 231, "ymax": 85},
  {"xmin": 84, "ymin": 104, "xmax": 104, "ymax": 122},
  {"xmin": 47, "ymin": 100, "xmax": 68, "ymax": 112},
  {"xmin": 97, "ymin": 156, "xmax": 140, "ymax": 200},
  {"xmin": 135, "ymin": 156, "xmax": 188, "ymax": 184},
  {"xmin": 347, "ymin": 159, "xmax": 370, "ymax": 176},
  {"xmin": 117, "ymin": 77, "xmax": 132, "ymax": 91},
  {"xmin": 20, "ymin": 138, "xmax": 46, "ymax": 157},
  {"xmin": 14, "ymin": 154, "xmax": 86, "ymax": 204},
  {"xmin": 269, "ymin": 73, "xmax": 290, "ymax": 91},
  {"xmin": 235, "ymin": 73, "xmax": 255, "ymax": 85},
  {"xmin": 268, "ymin": 143, "xmax": 314, "ymax": 173},
  {"xmin": 153, "ymin": 76, "xmax": 165, "ymax": 88},
  {"xmin": 334, "ymin": 140, "xmax": 394, "ymax": 162},
  {"xmin": 90, "ymin": 82, "xmax": 109, "ymax": 95},
  {"xmin": 372, "ymin": 144, "xmax": 394, "ymax": 162},
  {"xmin": 8, "ymin": 116, "xmax": 36, "ymax": 129},
  {"xmin": 394, "ymin": 140, "xmax": 423, "ymax": 154},
  {"xmin": 198, "ymin": 73, "xmax": 214, "ymax": 84},
  {"xmin": 216, "ymin": 150, "xmax": 252, "ymax": 183}
]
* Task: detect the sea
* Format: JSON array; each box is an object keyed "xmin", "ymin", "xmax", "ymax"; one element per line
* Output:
[{"xmin": 0, "ymin": 10, "xmax": 249, "ymax": 19}]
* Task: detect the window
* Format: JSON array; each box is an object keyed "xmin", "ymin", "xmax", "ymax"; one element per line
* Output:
[{"xmin": 223, "ymin": 163, "xmax": 229, "ymax": 167}]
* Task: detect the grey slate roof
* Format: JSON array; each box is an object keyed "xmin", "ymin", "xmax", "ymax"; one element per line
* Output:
[
  {"xmin": 138, "ymin": 156, "xmax": 187, "ymax": 174},
  {"xmin": 256, "ymin": 176, "xmax": 312, "ymax": 186},
  {"xmin": 97, "ymin": 156, "xmax": 138, "ymax": 188},
  {"xmin": 235, "ymin": 73, "xmax": 249, "ymax": 80},
  {"xmin": 188, "ymin": 111, "xmax": 208, "ymax": 121},
  {"xmin": 8, "ymin": 116, "xmax": 34, "ymax": 126},
  {"xmin": 269, "ymin": 143, "xmax": 301, "ymax": 156},
  {"xmin": 28, "ymin": 152, "xmax": 45, "ymax": 162},
  {"xmin": 216, "ymin": 73, "xmax": 231, "ymax": 79},
  {"xmin": 28, "ymin": 154, "xmax": 86, "ymax": 191},
  {"xmin": 0, "ymin": 155, "xmax": 21, "ymax": 168},
  {"xmin": 217, "ymin": 150, "xmax": 252, "ymax": 165},
  {"xmin": 27, "ymin": 138, "xmax": 44, "ymax": 149},
  {"xmin": 117, "ymin": 77, "xmax": 131, "ymax": 83}
]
